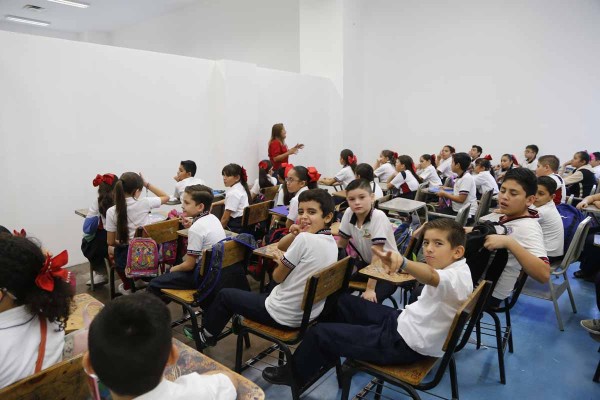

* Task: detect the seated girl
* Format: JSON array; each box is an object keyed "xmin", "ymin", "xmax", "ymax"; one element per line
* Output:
[
  {"xmin": 319, "ymin": 149, "xmax": 358, "ymax": 189},
  {"xmin": 387, "ymin": 155, "xmax": 422, "ymax": 199}
]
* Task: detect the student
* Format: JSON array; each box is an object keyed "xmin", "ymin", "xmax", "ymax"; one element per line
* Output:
[
  {"xmin": 481, "ymin": 168, "xmax": 550, "ymax": 307},
  {"xmin": 436, "ymin": 145, "xmax": 456, "ymax": 179},
  {"xmin": 0, "ymin": 235, "xmax": 73, "ymax": 388},
  {"xmin": 469, "ymin": 145, "xmax": 483, "ymax": 168},
  {"xmin": 388, "ymin": 155, "xmax": 422, "ymax": 199},
  {"xmin": 171, "ymin": 160, "xmax": 205, "ymax": 202},
  {"xmin": 250, "ymin": 160, "xmax": 277, "ymax": 202},
  {"xmin": 338, "ymin": 179, "xmax": 397, "ymax": 302},
  {"xmin": 82, "ymin": 173, "xmax": 117, "ymax": 286},
  {"xmin": 197, "ymin": 189, "xmax": 338, "ymax": 347},
  {"xmin": 84, "ymin": 293, "xmax": 237, "ymax": 400},
  {"xmin": 473, "ymin": 158, "xmax": 499, "ymax": 198},
  {"xmin": 319, "ymin": 149, "xmax": 358, "ymax": 189},
  {"xmin": 148, "ymin": 185, "xmax": 226, "ymax": 298},
  {"xmin": 417, "ymin": 154, "xmax": 442, "ymax": 187},
  {"xmin": 274, "ymin": 165, "xmax": 293, "ymax": 207},
  {"xmin": 106, "ymin": 172, "xmax": 170, "ymax": 295},
  {"xmin": 536, "ymin": 155, "xmax": 566, "ymax": 205},
  {"xmin": 522, "ymin": 144, "xmax": 539, "ymax": 172},
  {"xmin": 261, "ymin": 219, "xmax": 472, "ymax": 387},
  {"xmin": 285, "ymin": 166, "xmax": 320, "ymax": 228},
  {"xmin": 591, "ymin": 152, "xmax": 600, "ymax": 180},
  {"xmin": 533, "ymin": 177, "xmax": 564, "ymax": 260},
  {"xmin": 220, "ymin": 164, "xmax": 251, "ymax": 232},
  {"xmin": 573, "ymin": 192, "xmax": 600, "ymax": 281},
  {"xmin": 436, "ymin": 153, "xmax": 477, "ymax": 218},
  {"xmin": 562, "ymin": 151, "xmax": 596, "ymax": 197},
  {"xmin": 495, "ymin": 154, "xmax": 518, "ymax": 185},
  {"xmin": 354, "ymin": 163, "xmax": 384, "ymax": 199},
  {"xmin": 373, "ymin": 150, "xmax": 397, "ymax": 183}
]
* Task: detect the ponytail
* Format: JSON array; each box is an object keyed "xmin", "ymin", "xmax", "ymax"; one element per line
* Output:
[
  {"xmin": 114, "ymin": 172, "xmax": 143, "ymax": 243},
  {"xmin": 421, "ymin": 154, "xmax": 437, "ymax": 168},
  {"xmin": 341, "ymin": 149, "xmax": 358, "ymax": 172},
  {"xmin": 381, "ymin": 150, "xmax": 397, "ymax": 166},
  {"xmin": 222, "ymin": 163, "xmax": 252, "ymax": 202},
  {"xmin": 258, "ymin": 160, "xmax": 274, "ymax": 189},
  {"xmin": 398, "ymin": 155, "xmax": 423, "ymax": 184}
]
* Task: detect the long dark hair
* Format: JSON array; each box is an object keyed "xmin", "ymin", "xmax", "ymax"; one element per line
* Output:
[
  {"xmin": 500, "ymin": 154, "xmax": 517, "ymax": 172},
  {"xmin": 98, "ymin": 174, "xmax": 117, "ymax": 218},
  {"xmin": 341, "ymin": 149, "xmax": 357, "ymax": 172},
  {"xmin": 421, "ymin": 154, "xmax": 437, "ymax": 168},
  {"xmin": 114, "ymin": 172, "xmax": 144, "ymax": 243},
  {"xmin": 0, "ymin": 235, "xmax": 73, "ymax": 330},
  {"xmin": 398, "ymin": 155, "xmax": 423, "ymax": 184},
  {"xmin": 258, "ymin": 160, "xmax": 275, "ymax": 189},
  {"xmin": 222, "ymin": 163, "xmax": 252, "ymax": 201},
  {"xmin": 292, "ymin": 166, "xmax": 318, "ymax": 190},
  {"xmin": 381, "ymin": 150, "xmax": 397, "ymax": 165},
  {"xmin": 270, "ymin": 123, "xmax": 285, "ymax": 144}
]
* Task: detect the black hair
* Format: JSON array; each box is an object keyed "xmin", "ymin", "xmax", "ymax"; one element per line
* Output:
[
  {"xmin": 276, "ymin": 167, "xmax": 293, "ymax": 205},
  {"xmin": 475, "ymin": 158, "xmax": 496, "ymax": 179},
  {"xmin": 444, "ymin": 145, "xmax": 456, "ymax": 154},
  {"xmin": 355, "ymin": 163, "xmax": 375, "ymax": 182},
  {"xmin": 421, "ymin": 153, "xmax": 437, "ymax": 168},
  {"xmin": 340, "ymin": 149, "xmax": 357, "ymax": 172},
  {"xmin": 184, "ymin": 184, "xmax": 214, "ymax": 211},
  {"xmin": 381, "ymin": 150, "xmax": 397, "ymax": 165},
  {"xmin": 537, "ymin": 176, "xmax": 557, "ymax": 194},
  {"xmin": 114, "ymin": 172, "xmax": 144, "ymax": 243},
  {"xmin": 574, "ymin": 151, "xmax": 590, "ymax": 164},
  {"xmin": 258, "ymin": 160, "xmax": 275, "ymax": 189},
  {"xmin": 471, "ymin": 145, "xmax": 483, "ymax": 156},
  {"xmin": 0, "ymin": 225, "xmax": 10, "ymax": 235},
  {"xmin": 501, "ymin": 154, "xmax": 517, "ymax": 171},
  {"xmin": 538, "ymin": 155, "xmax": 560, "ymax": 172},
  {"xmin": 452, "ymin": 152, "xmax": 471, "ymax": 174},
  {"xmin": 291, "ymin": 166, "xmax": 318, "ymax": 190},
  {"xmin": 222, "ymin": 163, "xmax": 251, "ymax": 201},
  {"xmin": 297, "ymin": 189, "xmax": 335, "ymax": 227},
  {"xmin": 397, "ymin": 155, "xmax": 423, "ymax": 183},
  {"xmin": 346, "ymin": 178, "xmax": 373, "ymax": 194},
  {"xmin": 526, "ymin": 145, "xmax": 539, "ymax": 156},
  {"xmin": 97, "ymin": 173, "xmax": 118, "ymax": 219},
  {"xmin": 592, "ymin": 152, "xmax": 600, "ymax": 162},
  {"xmin": 88, "ymin": 293, "xmax": 172, "ymax": 397},
  {"xmin": 503, "ymin": 168, "xmax": 537, "ymax": 197},
  {"xmin": 422, "ymin": 219, "xmax": 466, "ymax": 249},
  {"xmin": 180, "ymin": 160, "xmax": 197, "ymax": 177},
  {"xmin": 0, "ymin": 236, "xmax": 73, "ymax": 330}
]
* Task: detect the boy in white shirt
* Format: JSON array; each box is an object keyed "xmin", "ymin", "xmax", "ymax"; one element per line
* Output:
[
  {"xmin": 262, "ymin": 219, "xmax": 472, "ymax": 387},
  {"xmin": 536, "ymin": 155, "xmax": 566, "ymax": 205},
  {"xmin": 436, "ymin": 152, "xmax": 477, "ymax": 219},
  {"xmin": 522, "ymin": 144, "xmax": 539, "ymax": 172},
  {"xmin": 172, "ymin": 160, "xmax": 205, "ymax": 202},
  {"xmin": 84, "ymin": 293, "xmax": 237, "ymax": 400},
  {"xmin": 533, "ymin": 177, "xmax": 564, "ymax": 260}
]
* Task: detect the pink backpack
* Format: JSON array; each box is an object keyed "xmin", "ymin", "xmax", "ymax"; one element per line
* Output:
[{"xmin": 125, "ymin": 237, "xmax": 159, "ymax": 278}]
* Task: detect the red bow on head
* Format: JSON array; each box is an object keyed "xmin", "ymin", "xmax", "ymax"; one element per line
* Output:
[
  {"xmin": 258, "ymin": 161, "xmax": 269, "ymax": 171},
  {"xmin": 281, "ymin": 163, "xmax": 294, "ymax": 178},
  {"xmin": 484, "ymin": 154, "xmax": 493, "ymax": 161},
  {"xmin": 92, "ymin": 173, "xmax": 116, "ymax": 187},
  {"xmin": 240, "ymin": 167, "xmax": 248, "ymax": 182},
  {"xmin": 12, "ymin": 229, "xmax": 26, "ymax": 237},
  {"xmin": 511, "ymin": 155, "xmax": 519, "ymax": 166},
  {"xmin": 411, "ymin": 163, "xmax": 417, "ymax": 174},
  {"xmin": 35, "ymin": 250, "xmax": 70, "ymax": 292},
  {"xmin": 393, "ymin": 152, "xmax": 398, "ymax": 159},
  {"xmin": 307, "ymin": 167, "xmax": 321, "ymax": 183},
  {"xmin": 347, "ymin": 155, "xmax": 358, "ymax": 165}
]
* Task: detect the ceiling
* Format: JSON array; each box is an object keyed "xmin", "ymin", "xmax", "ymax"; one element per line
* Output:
[{"xmin": 0, "ymin": 0, "xmax": 198, "ymax": 32}]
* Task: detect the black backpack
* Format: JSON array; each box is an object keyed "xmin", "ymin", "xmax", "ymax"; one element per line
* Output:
[{"xmin": 465, "ymin": 221, "xmax": 509, "ymax": 293}]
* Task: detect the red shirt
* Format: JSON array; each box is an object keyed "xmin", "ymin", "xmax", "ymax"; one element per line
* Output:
[{"xmin": 269, "ymin": 140, "xmax": 288, "ymax": 171}]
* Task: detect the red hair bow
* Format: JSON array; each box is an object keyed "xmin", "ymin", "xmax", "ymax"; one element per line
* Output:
[
  {"xmin": 411, "ymin": 163, "xmax": 417, "ymax": 174},
  {"xmin": 12, "ymin": 229, "xmax": 26, "ymax": 237},
  {"xmin": 92, "ymin": 173, "xmax": 116, "ymax": 187},
  {"xmin": 258, "ymin": 161, "xmax": 269, "ymax": 171},
  {"xmin": 307, "ymin": 167, "xmax": 321, "ymax": 183},
  {"xmin": 511, "ymin": 155, "xmax": 519, "ymax": 166},
  {"xmin": 484, "ymin": 154, "xmax": 493, "ymax": 161},
  {"xmin": 393, "ymin": 152, "xmax": 398, "ymax": 159},
  {"xmin": 240, "ymin": 167, "xmax": 248, "ymax": 182},
  {"xmin": 281, "ymin": 163, "xmax": 294, "ymax": 178},
  {"xmin": 35, "ymin": 250, "xmax": 70, "ymax": 292},
  {"xmin": 347, "ymin": 155, "xmax": 358, "ymax": 165}
]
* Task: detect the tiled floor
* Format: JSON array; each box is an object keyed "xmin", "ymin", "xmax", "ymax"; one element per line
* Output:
[{"xmin": 74, "ymin": 263, "xmax": 599, "ymax": 399}]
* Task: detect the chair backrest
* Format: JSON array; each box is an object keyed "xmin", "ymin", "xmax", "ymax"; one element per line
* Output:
[
  {"xmin": 443, "ymin": 177, "xmax": 453, "ymax": 187},
  {"xmin": 374, "ymin": 194, "xmax": 392, "ymax": 210},
  {"xmin": 474, "ymin": 189, "xmax": 494, "ymax": 223},
  {"xmin": 0, "ymin": 355, "xmax": 88, "ymax": 400},
  {"xmin": 199, "ymin": 240, "xmax": 249, "ymax": 275},
  {"xmin": 414, "ymin": 182, "xmax": 429, "ymax": 202},
  {"xmin": 142, "ymin": 218, "xmax": 180, "ymax": 244},
  {"xmin": 558, "ymin": 216, "xmax": 592, "ymax": 272},
  {"xmin": 455, "ymin": 203, "xmax": 471, "ymax": 227},
  {"xmin": 242, "ymin": 200, "xmax": 274, "ymax": 229},
  {"xmin": 210, "ymin": 202, "xmax": 225, "ymax": 220},
  {"xmin": 261, "ymin": 185, "xmax": 280, "ymax": 201},
  {"xmin": 566, "ymin": 195, "xmax": 574, "ymax": 205}
]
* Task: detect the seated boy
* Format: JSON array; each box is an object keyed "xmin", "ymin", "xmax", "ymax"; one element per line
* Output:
[
  {"xmin": 262, "ymin": 218, "xmax": 473, "ymax": 387},
  {"xmin": 148, "ymin": 185, "xmax": 226, "ymax": 298},
  {"xmin": 482, "ymin": 168, "xmax": 550, "ymax": 307},
  {"xmin": 172, "ymin": 160, "xmax": 206, "ymax": 202},
  {"xmin": 522, "ymin": 144, "xmax": 539, "ymax": 172},
  {"xmin": 533, "ymin": 177, "xmax": 564, "ymax": 261},
  {"xmin": 561, "ymin": 151, "xmax": 596, "ymax": 197},
  {"xmin": 536, "ymin": 155, "xmax": 566, "ymax": 205},
  {"xmin": 84, "ymin": 293, "xmax": 237, "ymax": 400},
  {"xmin": 436, "ymin": 152, "xmax": 477, "ymax": 219},
  {"xmin": 197, "ymin": 189, "xmax": 338, "ymax": 346}
]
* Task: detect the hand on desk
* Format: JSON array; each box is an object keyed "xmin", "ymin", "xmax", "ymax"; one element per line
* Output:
[{"xmin": 371, "ymin": 247, "xmax": 402, "ymax": 274}]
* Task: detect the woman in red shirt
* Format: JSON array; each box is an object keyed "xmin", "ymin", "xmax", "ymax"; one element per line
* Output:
[{"xmin": 268, "ymin": 123, "xmax": 304, "ymax": 171}]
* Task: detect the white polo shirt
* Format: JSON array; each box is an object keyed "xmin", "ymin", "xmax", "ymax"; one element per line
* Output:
[
  {"xmin": 287, "ymin": 186, "xmax": 309, "ymax": 223},
  {"xmin": 374, "ymin": 163, "xmax": 396, "ymax": 183},
  {"xmin": 224, "ymin": 182, "xmax": 249, "ymax": 219},
  {"xmin": 172, "ymin": 177, "xmax": 206, "ymax": 202},
  {"xmin": 135, "ymin": 373, "xmax": 236, "ymax": 400},
  {"xmin": 397, "ymin": 258, "xmax": 472, "ymax": 357},
  {"xmin": 594, "ymin": 165, "xmax": 600, "ymax": 180},
  {"xmin": 390, "ymin": 171, "xmax": 419, "ymax": 194},
  {"xmin": 418, "ymin": 165, "xmax": 442, "ymax": 187},
  {"xmin": 86, "ymin": 200, "xmax": 106, "ymax": 226},
  {"xmin": 186, "ymin": 212, "xmax": 227, "ymax": 259},
  {"xmin": 338, "ymin": 208, "xmax": 397, "ymax": 263},
  {"xmin": 474, "ymin": 170, "xmax": 499, "ymax": 196},
  {"xmin": 265, "ymin": 230, "xmax": 338, "ymax": 326},
  {"xmin": 106, "ymin": 197, "xmax": 162, "ymax": 240},
  {"xmin": 452, "ymin": 173, "xmax": 477, "ymax": 216},
  {"xmin": 0, "ymin": 306, "xmax": 65, "ymax": 389},
  {"xmin": 372, "ymin": 181, "xmax": 384, "ymax": 199},
  {"xmin": 522, "ymin": 158, "xmax": 538, "ymax": 172},
  {"xmin": 437, "ymin": 157, "xmax": 455, "ymax": 179},
  {"xmin": 335, "ymin": 166, "xmax": 356, "ymax": 189},
  {"xmin": 250, "ymin": 176, "xmax": 278, "ymax": 196},
  {"xmin": 533, "ymin": 201, "xmax": 564, "ymax": 258}
]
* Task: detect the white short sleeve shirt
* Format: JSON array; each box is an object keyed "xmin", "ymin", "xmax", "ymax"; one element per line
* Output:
[
  {"xmin": 250, "ymin": 176, "xmax": 278, "ymax": 196},
  {"xmin": 437, "ymin": 157, "xmax": 455, "ymax": 179},
  {"xmin": 533, "ymin": 202, "xmax": 564, "ymax": 258},
  {"xmin": 338, "ymin": 208, "xmax": 397, "ymax": 262},
  {"xmin": 224, "ymin": 182, "xmax": 249, "ymax": 219},
  {"xmin": 173, "ymin": 177, "xmax": 206, "ymax": 202},
  {"xmin": 474, "ymin": 170, "xmax": 499, "ymax": 196},
  {"xmin": 522, "ymin": 158, "xmax": 538, "ymax": 172},
  {"xmin": 287, "ymin": 186, "xmax": 309, "ymax": 223},
  {"xmin": 418, "ymin": 165, "xmax": 442, "ymax": 187},
  {"xmin": 86, "ymin": 200, "xmax": 106, "ymax": 226},
  {"xmin": 390, "ymin": 171, "xmax": 419, "ymax": 194},
  {"xmin": 186, "ymin": 212, "xmax": 227, "ymax": 258},
  {"xmin": 334, "ymin": 166, "xmax": 356, "ymax": 189},
  {"xmin": 135, "ymin": 373, "xmax": 236, "ymax": 400},
  {"xmin": 374, "ymin": 163, "xmax": 396, "ymax": 183},
  {"xmin": 452, "ymin": 173, "xmax": 477, "ymax": 216},
  {"xmin": 105, "ymin": 197, "xmax": 163, "ymax": 240}
]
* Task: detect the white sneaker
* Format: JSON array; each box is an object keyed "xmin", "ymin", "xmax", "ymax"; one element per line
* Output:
[
  {"xmin": 118, "ymin": 283, "xmax": 132, "ymax": 296},
  {"xmin": 86, "ymin": 272, "xmax": 108, "ymax": 286}
]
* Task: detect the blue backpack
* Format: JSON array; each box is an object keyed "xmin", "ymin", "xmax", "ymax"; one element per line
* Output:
[
  {"xmin": 393, "ymin": 214, "xmax": 421, "ymax": 256},
  {"xmin": 556, "ymin": 203, "xmax": 586, "ymax": 253}
]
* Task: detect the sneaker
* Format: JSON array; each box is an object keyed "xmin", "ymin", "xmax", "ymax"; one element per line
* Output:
[
  {"xmin": 86, "ymin": 272, "xmax": 108, "ymax": 286},
  {"xmin": 134, "ymin": 279, "xmax": 148, "ymax": 289},
  {"xmin": 118, "ymin": 283, "xmax": 132, "ymax": 296},
  {"xmin": 262, "ymin": 366, "xmax": 292, "ymax": 386},
  {"xmin": 183, "ymin": 325, "xmax": 216, "ymax": 347},
  {"xmin": 581, "ymin": 319, "xmax": 600, "ymax": 335}
]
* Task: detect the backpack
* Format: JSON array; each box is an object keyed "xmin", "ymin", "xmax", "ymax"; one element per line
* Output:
[
  {"xmin": 464, "ymin": 221, "xmax": 509, "ymax": 291},
  {"xmin": 393, "ymin": 214, "xmax": 421, "ymax": 256},
  {"xmin": 125, "ymin": 237, "xmax": 159, "ymax": 278},
  {"xmin": 556, "ymin": 203, "xmax": 586, "ymax": 253}
]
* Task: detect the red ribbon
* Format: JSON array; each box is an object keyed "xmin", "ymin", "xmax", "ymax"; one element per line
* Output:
[
  {"xmin": 92, "ymin": 173, "xmax": 116, "ymax": 187},
  {"xmin": 511, "ymin": 155, "xmax": 519, "ymax": 166},
  {"xmin": 281, "ymin": 163, "xmax": 294, "ymax": 178},
  {"xmin": 35, "ymin": 250, "xmax": 70, "ymax": 292},
  {"xmin": 347, "ymin": 155, "xmax": 358, "ymax": 165},
  {"xmin": 393, "ymin": 152, "xmax": 398, "ymax": 159},
  {"xmin": 240, "ymin": 167, "xmax": 248, "ymax": 182},
  {"xmin": 258, "ymin": 161, "xmax": 269, "ymax": 171},
  {"xmin": 12, "ymin": 229, "xmax": 26, "ymax": 237},
  {"xmin": 484, "ymin": 154, "xmax": 493, "ymax": 161},
  {"xmin": 411, "ymin": 163, "xmax": 417, "ymax": 174},
  {"xmin": 307, "ymin": 167, "xmax": 321, "ymax": 183}
]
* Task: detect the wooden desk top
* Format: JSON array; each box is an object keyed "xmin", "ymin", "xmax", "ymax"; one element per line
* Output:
[
  {"xmin": 377, "ymin": 198, "xmax": 427, "ymax": 214},
  {"xmin": 65, "ymin": 293, "xmax": 103, "ymax": 334},
  {"xmin": 333, "ymin": 190, "xmax": 347, "ymax": 199},
  {"xmin": 74, "ymin": 209, "xmax": 88, "ymax": 218},
  {"xmin": 359, "ymin": 261, "xmax": 416, "ymax": 284},
  {"xmin": 177, "ymin": 229, "xmax": 238, "ymax": 238},
  {"xmin": 253, "ymin": 242, "xmax": 284, "ymax": 261}
]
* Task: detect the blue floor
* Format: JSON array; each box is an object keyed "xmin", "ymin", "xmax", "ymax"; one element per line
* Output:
[{"xmin": 246, "ymin": 264, "xmax": 600, "ymax": 399}]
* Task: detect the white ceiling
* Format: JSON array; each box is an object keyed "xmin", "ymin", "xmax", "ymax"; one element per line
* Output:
[{"xmin": 0, "ymin": 0, "xmax": 198, "ymax": 32}]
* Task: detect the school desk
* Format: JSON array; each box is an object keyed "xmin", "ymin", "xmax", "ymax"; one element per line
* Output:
[
  {"xmin": 176, "ymin": 228, "xmax": 238, "ymax": 239},
  {"xmin": 359, "ymin": 260, "xmax": 416, "ymax": 284},
  {"xmin": 333, "ymin": 190, "xmax": 347, "ymax": 199},
  {"xmin": 421, "ymin": 186, "xmax": 454, "ymax": 196},
  {"xmin": 253, "ymin": 242, "xmax": 284, "ymax": 292},
  {"xmin": 377, "ymin": 197, "xmax": 428, "ymax": 223},
  {"xmin": 269, "ymin": 205, "xmax": 289, "ymax": 219},
  {"xmin": 65, "ymin": 293, "xmax": 103, "ymax": 334}
]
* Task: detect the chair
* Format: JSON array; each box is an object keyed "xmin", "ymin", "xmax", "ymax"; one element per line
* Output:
[
  {"xmin": 414, "ymin": 182, "xmax": 429, "ymax": 202},
  {"xmin": 210, "ymin": 201, "xmax": 225, "ymax": 220},
  {"xmin": 260, "ymin": 185, "xmax": 280, "ymax": 202},
  {"xmin": 427, "ymin": 203, "xmax": 471, "ymax": 227},
  {"xmin": 374, "ymin": 194, "xmax": 392, "ymax": 211},
  {"xmin": 340, "ymin": 281, "xmax": 492, "ymax": 400},
  {"xmin": 233, "ymin": 257, "xmax": 353, "ymax": 400},
  {"xmin": 0, "ymin": 355, "xmax": 88, "ymax": 400},
  {"xmin": 241, "ymin": 200, "xmax": 274, "ymax": 232},
  {"xmin": 161, "ymin": 240, "xmax": 253, "ymax": 351},
  {"xmin": 473, "ymin": 189, "xmax": 494, "ymax": 224},
  {"xmin": 522, "ymin": 216, "xmax": 592, "ymax": 330}
]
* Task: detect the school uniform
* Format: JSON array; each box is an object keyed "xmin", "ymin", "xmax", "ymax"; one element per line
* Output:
[
  {"xmin": 437, "ymin": 157, "xmax": 455, "ymax": 179},
  {"xmin": 374, "ymin": 163, "xmax": 396, "ymax": 183},
  {"xmin": 287, "ymin": 186, "xmax": 309, "ymax": 223},
  {"xmin": 565, "ymin": 164, "xmax": 596, "ymax": 197},
  {"xmin": 224, "ymin": 182, "xmax": 249, "ymax": 232},
  {"xmin": 491, "ymin": 210, "xmax": 548, "ymax": 302},
  {"xmin": 335, "ymin": 165, "xmax": 356, "ymax": 189},
  {"xmin": 275, "ymin": 184, "xmax": 286, "ymax": 206},
  {"xmin": 250, "ymin": 176, "xmax": 278, "ymax": 196},
  {"xmin": 372, "ymin": 181, "xmax": 384, "ymax": 199},
  {"xmin": 291, "ymin": 259, "xmax": 472, "ymax": 386},
  {"xmin": 473, "ymin": 170, "xmax": 499, "ymax": 197},
  {"xmin": 81, "ymin": 200, "xmax": 109, "ymax": 274},
  {"xmin": 172, "ymin": 177, "xmax": 206, "ymax": 202},
  {"xmin": 521, "ymin": 158, "xmax": 538, "ymax": 172},
  {"xmin": 0, "ymin": 306, "xmax": 64, "ymax": 388},
  {"xmin": 389, "ymin": 171, "xmax": 419, "ymax": 199},
  {"xmin": 135, "ymin": 373, "xmax": 236, "ymax": 400},
  {"xmin": 452, "ymin": 172, "xmax": 478, "ymax": 216},
  {"xmin": 417, "ymin": 165, "xmax": 442, "ymax": 187},
  {"xmin": 533, "ymin": 201, "xmax": 564, "ymax": 258},
  {"xmin": 549, "ymin": 173, "xmax": 566, "ymax": 205}
]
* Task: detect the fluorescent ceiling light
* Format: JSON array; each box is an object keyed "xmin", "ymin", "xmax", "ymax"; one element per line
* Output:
[
  {"xmin": 47, "ymin": 0, "xmax": 89, "ymax": 8},
  {"xmin": 5, "ymin": 15, "xmax": 50, "ymax": 26}
]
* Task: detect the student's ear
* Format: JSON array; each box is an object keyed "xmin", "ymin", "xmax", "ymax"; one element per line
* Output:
[
  {"xmin": 323, "ymin": 212, "xmax": 334, "ymax": 225},
  {"xmin": 82, "ymin": 352, "xmax": 95, "ymax": 376},
  {"xmin": 525, "ymin": 194, "xmax": 536, "ymax": 207},
  {"xmin": 370, "ymin": 192, "xmax": 375, "ymax": 202},
  {"xmin": 166, "ymin": 344, "xmax": 180, "ymax": 367},
  {"xmin": 197, "ymin": 203, "xmax": 205, "ymax": 213},
  {"xmin": 453, "ymin": 245, "xmax": 465, "ymax": 260}
]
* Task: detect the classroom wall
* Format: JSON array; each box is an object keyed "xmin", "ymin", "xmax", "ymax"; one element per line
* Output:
[{"xmin": 0, "ymin": 30, "xmax": 340, "ymax": 266}]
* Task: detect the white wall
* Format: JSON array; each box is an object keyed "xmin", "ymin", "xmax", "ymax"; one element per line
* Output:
[
  {"xmin": 0, "ymin": 21, "xmax": 80, "ymax": 41},
  {"xmin": 343, "ymin": 0, "xmax": 600, "ymax": 164}
]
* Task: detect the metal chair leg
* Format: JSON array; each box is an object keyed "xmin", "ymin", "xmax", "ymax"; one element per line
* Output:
[
  {"xmin": 235, "ymin": 330, "xmax": 245, "ymax": 373},
  {"xmin": 490, "ymin": 312, "xmax": 506, "ymax": 384}
]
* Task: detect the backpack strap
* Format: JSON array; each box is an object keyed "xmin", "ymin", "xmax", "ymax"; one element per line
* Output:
[{"xmin": 35, "ymin": 318, "xmax": 47, "ymax": 373}]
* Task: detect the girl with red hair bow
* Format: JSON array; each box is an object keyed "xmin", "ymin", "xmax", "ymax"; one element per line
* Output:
[
  {"xmin": 285, "ymin": 166, "xmax": 320, "ymax": 229},
  {"xmin": 319, "ymin": 149, "xmax": 358, "ymax": 190},
  {"xmin": 373, "ymin": 150, "xmax": 398, "ymax": 183},
  {"xmin": 250, "ymin": 160, "xmax": 278, "ymax": 202},
  {"xmin": 220, "ymin": 163, "xmax": 251, "ymax": 232},
  {"xmin": 388, "ymin": 155, "xmax": 423, "ymax": 200}
]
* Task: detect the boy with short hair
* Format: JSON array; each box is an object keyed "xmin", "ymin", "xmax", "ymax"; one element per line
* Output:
[
  {"xmin": 197, "ymin": 189, "xmax": 338, "ymax": 346},
  {"xmin": 562, "ymin": 151, "xmax": 596, "ymax": 197},
  {"xmin": 522, "ymin": 144, "xmax": 539, "ymax": 172},
  {"xmin": 437, "ymin": 152, "xmax": 478, "ymax": 218},
  {"xmin": 536, "ymin": 155, "xmax": 566, "ymax": 205},
  {"xmin": 533, "ymin": 177, "xmax": 564, "ymax": 260},
  {"xmin": 262, "ymin": 219, "xmax": 472, "ymax": 387},
  {"xmin": 84, "ymin": 293, "xmax": 237, "ymax": 400},
  {"xmin": 172, "ymin": 160, "xmax": 206, "ymax": 202}
]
